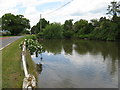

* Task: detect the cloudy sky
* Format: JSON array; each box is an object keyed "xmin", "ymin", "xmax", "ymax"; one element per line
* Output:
[{"xmin": 0, "ymin": 0, "xmax": 118, "ymax": 27}]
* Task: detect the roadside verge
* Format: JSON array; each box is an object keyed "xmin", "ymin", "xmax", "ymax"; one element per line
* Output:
[{"xmin": 2, "ymin": 36, "xmax": 37, "ymax": 88}]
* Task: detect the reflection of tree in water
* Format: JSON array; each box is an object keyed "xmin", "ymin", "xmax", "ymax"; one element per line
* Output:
[
  {"xmin": 73, "ymin": 40, "xmax": 118, "ymax": 60},
  {"xmin": 40, "ymin": 39, "xmax": 62, "ymax": 55},
  {"xmin": 74, "ymin": 40, "xmax": 93, "ymax": 55},
  {"xmin": 40, "ymin": 39, "xmax": 118, "ymax": 61},
  {"xmin": 62, "ymin": 39, "xmax": 74, "ymax": 55},
  {"xmin": 38, "ymin": 39, "xmax": 118, "ymax": 76},
  {"xmin": 36, "ymin": 63, "xmax": 43, "ymax": 74},
  {"xmin": 40, "ymin": 39, "xmax": 74, "ymax": 55},
  {"xmin": 74, "ymin": 40, "xmax": 118, "ymax": 76},
  {"xmin": 36, "ymin": 53, "xmax": 43, "ymax": 74}
]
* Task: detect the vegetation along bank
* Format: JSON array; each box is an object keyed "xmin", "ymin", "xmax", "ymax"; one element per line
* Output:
[
  {"xmin": 2, "ymin": 35, "xmax": 37, "ymax": 88},
  {"xmin": 30, "ymin": 1, "xmax": 120, "ymax": 41},
  {"xmin": 0, "ymin": 1, "xmax": 120, "ymax": 41}
]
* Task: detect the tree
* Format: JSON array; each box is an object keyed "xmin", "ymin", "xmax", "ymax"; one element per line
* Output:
[
  {"xmin": 74, "ymin": 19, "xmax": 88, "ymax": 33},
  {"xmin": 106, "ymin": 1, "xmax": 120, "ymax": 40},
  {"xmin": 31, "ymin": 25, "xmax": 37, "ymax": 34},
  {"xmin": 63, "ymin": 19, "xmax": 74, "ymax": 38},
  {"xmin": 90, "ymin": 19, "xmax": 99, "ymax": 27},
  {"xmin": 107, "ymin": 1, "xmax": 120, "ymax": 16},
  {"xmin": 64, "ymin": 19, "xmax": 73, "ymax": 31},
  {"xmin": 73, "ymin": 19, "xmax": 91, "ymax": 37},
  {"xmin": 36, "ymin": 18, "xmax": 49, "ymax": 32},
  {"xmin": 40, "ymin": 18, "xmax": 49, "ymax": 29},
  {"xmin": 31, "ymin": 18, "xmax": 49, "ymax": 35},
  {"xmin": 2, "ymin": 13, "xmax": 30, "ymax": 35},
  {"xmin": 90, "ymin": 16, "xmax": 119, "ymax": 41},
  {"xmin": 43, "ymin": 23, "xmax": 63, "ymax": 39}
]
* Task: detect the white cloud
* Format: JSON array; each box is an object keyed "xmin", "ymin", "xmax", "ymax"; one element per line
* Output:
[
  {"xmin": 0, "ymin": 0, "xmax": 119, "ymax": 26},
  {"xmin": 41, "ymin": 0, "xmax": 115, "ymax": 24}
]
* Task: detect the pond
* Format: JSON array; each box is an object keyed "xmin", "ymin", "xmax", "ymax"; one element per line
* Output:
[{"xmin": 31, "ymin": 39, "xmax": 119, "ymax": 88}]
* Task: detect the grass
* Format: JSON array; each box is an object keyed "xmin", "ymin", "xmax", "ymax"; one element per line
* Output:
[
  {"xmin": 0, "ymin": 35, "xmax": 16, "ymax": 37},
  {"xmin": 26, "ymin": 50, "xmax": 37, "ymax": 80},
  {"xmin": 0, "ymin": 50, "xmax": 2, "ymax": 89},
  {"xmin": 2, "ymin": 35, "xmax": 37, "ymax": 88}
]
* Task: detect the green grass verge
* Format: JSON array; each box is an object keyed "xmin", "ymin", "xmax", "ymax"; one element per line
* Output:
[
  {"xmin": 2, "ymin": 36, "xmax": 37, "ymax": 88},
  {"xmin": 0, "ymin": 51, "xmax": 2, "ymax": 89},
  {"xmin": 26, "ymin": 51, "xmax": 37, "ymax": 79},
  {"xmin": 0, "ymin": 36, "xmax": 17, "ymax": 37}
]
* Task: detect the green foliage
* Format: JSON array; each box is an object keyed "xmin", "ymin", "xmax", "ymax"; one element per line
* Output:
[
  {"xmin": 36, "ymin": 32, "xmax": 44, "ymax": 39},
  {"xmin": 107, "ymin": 1, "xmax": 120, "ymax": 16},
  {"xmin": 64, "ymin": 19, "xmax": 73, "ymax": 31},
  {"xmin": 90, "ymin": 19, "xmax": 100, "ymax": 27},
  {"xmin": 90, "ymin": 17, "xmax": 119, "ymax": 41},
  {"xmin": 79, "ymin": 34, "xmax": 92, "ymax": 39},
  {"xmin": 31, "ymin": 18, "xmax": 49, "ymax": 34},
  {"xmin": 21, "ymin": 30, "xmax": 30, "ymax": 34},
  {"xmin": 63, "ymin": 19, "xmax": 74, "ymax": 38},
  {"xmin": 25, "ymin": 35, "xmax": 37, "ymax": 40},
  {"xmin": 32, "ymin": 1, "xmax": 120, "ymax": 41},
  {"xmin": 2, "ymin": 13, "xmax": 30, "ymax": 35},
  {"xmin": 74, "ymin": 19, "xmax": 88, "ymax": 33},
  {"xmin": 63, "ymin": 30, "xmax": 74, "ymax": 38},
  {"xmin": 20, "ymin": 39, "xmax": 45, "ymax": 56},
  {"xmin": 31, "ymin": 25, "xmax": 37, "ymax": 34},
  {"xmin": 43, "ymin": 23, "xmax": 63, "ymax": 39},
  {"xmin": 73, "ymin": 19, "xmax": 93, "ymax": 38},
  {"xmin": 34, "ymin": 15, "xmax": 120, "ymax": 41},
  {"xmin": 39, "ymin": 18, "xmax": 49, "ymax": 29}
]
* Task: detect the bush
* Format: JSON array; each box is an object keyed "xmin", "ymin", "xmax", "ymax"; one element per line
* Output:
[
  {"xmin": 43, "ymin": 23, "xmax": 63, "ymax": 39},
  {"xmin": 63, "ymin": 30, "xmax": 74, "ymax": 38},
  {"xmin": 25, "ymin": 35, "xmax": 37, "ymax": 40},
  {"xmin": 36, "ymin": 32, "xmax": 44, "ymax": 39}
]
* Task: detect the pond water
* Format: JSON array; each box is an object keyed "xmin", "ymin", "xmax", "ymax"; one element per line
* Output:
[{"xmin": 31, "ymin": 39, "xmax": 119, "ymax": 88}]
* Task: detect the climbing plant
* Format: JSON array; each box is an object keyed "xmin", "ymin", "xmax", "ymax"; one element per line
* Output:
[{"xmin": 19, "ymin": 39, "xmax": 45, "ymax": 57}]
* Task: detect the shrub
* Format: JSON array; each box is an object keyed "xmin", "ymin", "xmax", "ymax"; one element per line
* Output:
[
  {"xmin": 63, "ymin": 30, "xmax": 74, "ymax": 38},
  {"xmin": 43, "ymin": 23, "xmax": 63, "ymax": 39}
]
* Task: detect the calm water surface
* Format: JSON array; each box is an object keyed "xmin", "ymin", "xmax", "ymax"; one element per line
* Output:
[{"xmin": 31, "ymin": 39, "xmax": 119, "ymax": 88}]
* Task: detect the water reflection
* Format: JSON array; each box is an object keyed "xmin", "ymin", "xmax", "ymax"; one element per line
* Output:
[
  {"xmin": 40, "ymin": 39, "xmax": 62, "ymax": 54},
  {"xmin": 36, "ymin": 63, "xmax": 43, "ymax": 74},
  {"xmin": 31, "ymin": 39, "xmax": 118, "ymax": 88},
  {"xmin": 36, "ymin": 53, "xmax": 43, "ymax": 74},
  {"xmin": 39, "ymin": 39, "xmax": 119, "ymax": 60},
  {"xmin": 62, "ymin": 39, "xmax": 74, "ymax": 55}
]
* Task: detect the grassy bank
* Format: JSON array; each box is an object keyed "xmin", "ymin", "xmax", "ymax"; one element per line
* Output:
[
  {"xmin": 2, "ymin": 35, "xmax": 37, "ymax": 88},
  {"xmin": 0, "ymin": 35, "xmax": 17, "ymax": 37},
  {"xmin": 0, "ymin": 50, "xmax": 2, "ymax": 89}
]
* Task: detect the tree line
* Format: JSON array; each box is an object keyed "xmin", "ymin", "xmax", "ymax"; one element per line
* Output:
[
  {"xmin": 0, "ymin": 1, "xmax": 120, "ymax": 41},
  {"xmin": 1, "ymin": 13, "xmax": 30, "ymax": 35},
  {"xmin": 31, "ymin": 1, "xmax": 120, "ymax": 41}
]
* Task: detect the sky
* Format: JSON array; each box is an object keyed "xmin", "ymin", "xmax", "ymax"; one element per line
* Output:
[{"xmin": 0, "ymin": 0, "xmax": 119, "ymax": 27}]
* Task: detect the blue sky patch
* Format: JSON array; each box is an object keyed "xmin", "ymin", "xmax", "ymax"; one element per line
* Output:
[
  {"xmin": 36, "ymin": 1, "xmax": 61, "ymax": 12},
  {"xmin": 90, "ymin": 6, "xmax": 107, "ymax": 14},
  {"xmin": 14, "ymin": 4, "xmax": 26, "ymax": 14},
  {"xmin": 71, "ymin": 12, "xmax": 84, "ymax": 16}
]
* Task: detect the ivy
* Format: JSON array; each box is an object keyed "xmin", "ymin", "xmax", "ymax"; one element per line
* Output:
[{"xmin": 19, "ymin": 39, "xmax": 45, "ymax": 57}]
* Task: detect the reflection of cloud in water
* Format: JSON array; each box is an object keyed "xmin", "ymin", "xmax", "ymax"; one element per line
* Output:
[
  {"xmin": 64, "ymin": 49, "xmax": 104, "ymax": 67},
  {"xmin": 64, "ymin": 49, "xmax": 118, "ymax": 87},
  {"xmin": 31, "ymin": 40, "xmax": 118, "ymax": 88},
  {"xmin": 31, "ymin": 54, "xmax": 36, "ymax": 59},
  {"xmin": 45, "ymin": 51, "xmax": 53, "ymax": 56}
]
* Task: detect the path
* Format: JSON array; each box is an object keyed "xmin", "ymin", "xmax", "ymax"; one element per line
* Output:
[{"xmin": 0, "ymin": 36, "xmax": 23, "ymax": 50}]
